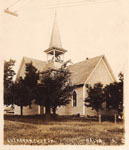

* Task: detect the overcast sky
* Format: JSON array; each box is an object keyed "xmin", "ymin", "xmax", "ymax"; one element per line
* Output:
[{"xmin": 0, "ymin": 0, "xmax": 128, "ymax": 79}]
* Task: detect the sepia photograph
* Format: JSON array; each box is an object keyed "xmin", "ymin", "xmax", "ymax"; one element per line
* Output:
[{"xmin": 0, "ymin": 0, "xmax": 128, "ymax": 149}]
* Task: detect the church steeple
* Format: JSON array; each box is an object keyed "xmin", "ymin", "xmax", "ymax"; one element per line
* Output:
[
  {"xmin": 49, "ymin": 11, "xmax": 62, "ymax": 49},
  {"xmin": 44, "ymin": 12, "xmax": 67, "ymax": 63}
]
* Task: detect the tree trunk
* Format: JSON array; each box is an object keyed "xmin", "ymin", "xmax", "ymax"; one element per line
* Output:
[
  {"xmin": 45, "ymin": 106, "xmax": 52, "ymax": 120},
  {"xmin": 20, "ymin": 106, "xmax": 23, "ymax": 116},
  {"xmin": 29, "ymin": 104, "xmax": 32, "ymax": 109},
  {"xmin": 46, "ymin": 106, "xmax": 50, "ymax": 115},
  {"xmin": 52, "ymin": 107, "xmax": 56, "ymax": 115}
]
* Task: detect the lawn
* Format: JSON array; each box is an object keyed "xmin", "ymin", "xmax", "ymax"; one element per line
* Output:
[{"xmin": 4, "ymin": 115, "xmax": 124, "ymax": 145}]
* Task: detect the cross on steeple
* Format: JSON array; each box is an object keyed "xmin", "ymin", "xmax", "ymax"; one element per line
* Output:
[{"xmin": 44, "ymin": 11, "xmax": 67, "ymax": 63}]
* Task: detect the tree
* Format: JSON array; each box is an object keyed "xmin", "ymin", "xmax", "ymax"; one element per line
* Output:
[
  {"xmin": 104, "ymin": 72, "xmax": 123, "ymax": 117},
  {"xmin": 22, "ymin": 62, "xmax": 39, "ymax": 107},
  {"xmin": 12, "ymin": 77, "xmax": 31, "ymax": 115},
  {"xmin": 85, "ymin": 83, "xmax": 105, "ymax": 122},
  {"xmin": 13, "ymin": 62, "xmax": 39, "ymax": 115},
  {"xmin": 35, "ymin": 61, "xmax": 75, "ymax": 116},
  {"xmin": 4, "ymin": 59, "xmax": 16, "ymax": 106}
]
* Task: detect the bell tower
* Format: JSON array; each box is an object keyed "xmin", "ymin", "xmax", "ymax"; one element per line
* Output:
[{"xmin": 44, "ymin": 12, "xmax": 67, "ymax": 64}]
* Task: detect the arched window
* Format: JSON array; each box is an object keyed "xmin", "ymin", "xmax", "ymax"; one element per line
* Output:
[{"xmin": 73, "ymin": 91, "xmax": 77, "ymax": 107}]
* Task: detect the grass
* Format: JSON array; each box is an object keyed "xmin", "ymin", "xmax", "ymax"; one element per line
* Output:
[{"xmin": 4, "ymin": 115, "xmax": 125, "ymax": 145}]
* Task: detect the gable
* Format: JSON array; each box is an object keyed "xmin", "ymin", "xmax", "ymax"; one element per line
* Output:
[
  {"xmin": 86, "ymin": 57, "xmax": 116, "ymax": 86},
  {"xmin": 68, "ymin": 55, "xmax": 103, "ymax": 85}
]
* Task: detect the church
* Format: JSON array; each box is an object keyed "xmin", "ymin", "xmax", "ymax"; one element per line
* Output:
[{"xmin": 14, "ymin": 14, "xmax": 116, "ymax": 117}]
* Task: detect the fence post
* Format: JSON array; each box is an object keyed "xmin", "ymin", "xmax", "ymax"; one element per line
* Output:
[
  {"xmin": 114, "ymin": 114, "xmax": 117, "ymax": 124},
  {"xmin": 99, "ymin": 112, "xmax": 101, "ymax": 123}
]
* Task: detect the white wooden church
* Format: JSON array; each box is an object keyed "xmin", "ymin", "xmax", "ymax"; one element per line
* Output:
[{"xmin": 14, "ymin": 14, "xmax": 116, "ymax": 116}]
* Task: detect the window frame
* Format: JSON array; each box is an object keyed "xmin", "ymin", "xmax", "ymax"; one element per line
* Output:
[{"xmin": 72, "ymin": 90, "xmax": 77, "ymax": 107}]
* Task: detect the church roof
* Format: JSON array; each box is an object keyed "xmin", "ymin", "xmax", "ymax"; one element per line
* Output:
[
  {"xmin": 23, "ymin": 57, "xmax": 47, "ymax": 71},
  {"xmin": 16, "ymin": 55, "xmax": 115, "ymax": 86},
  {"xmin": 16, "ymin": 57, "xmax": 46, "ymax": 80},
  {"xmin": 68, "ymin": 55, "xmax": 104, "ymax": 85},
  {"xmin": 44, "ymin": 47, "xmax": 67, "ymax": 54}
]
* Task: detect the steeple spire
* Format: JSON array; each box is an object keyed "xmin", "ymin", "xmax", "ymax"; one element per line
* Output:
[
  {"xmin": 49, "ymin": 11, "xmax": 62, "ymax": 48},
  {"xmin": 44, "ymin": 11, "xmax": 67, "ymax": 63}
]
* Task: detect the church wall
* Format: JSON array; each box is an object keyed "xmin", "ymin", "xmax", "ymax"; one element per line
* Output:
[
  {"xmin": 86, "ymin": 59, "xmax": 114, "ymax": 86},
  {"xmin": 14, "ymin": 57, "xmax": 116, "ymax": 117},
  {"xmin": 19, "ymin": 61, "xmax": 26, "ymax": 79},
  {"xmin": 85, "ymin": 59, "xmax": 115, "ymax": 117},
  {"xmin": 14, "ymin": 104, "xmax": 40, "ymax": 115},
  {"xmin": 57, "ymin": 87, "xmax": 84, "ymax": 116},
  {"xmin": 16, "ymin": 59, "xmax": 26, "ymax": 80}
]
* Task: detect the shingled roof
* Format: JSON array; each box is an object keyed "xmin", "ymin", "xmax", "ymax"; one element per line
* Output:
[
  {"xmin": 68, "ymin": 55, "xmax": 103, "ymax": 85},
  {"xmin": 16, "ymin": 57, "xmax": 47, "ymax": 80},
  {"xmin": 23, "ymin": 57, "xmax": 47, "ymax": 71},
  {"xmin": 17, "ymin": 55, "xmax": 115, "ymax": 85}
]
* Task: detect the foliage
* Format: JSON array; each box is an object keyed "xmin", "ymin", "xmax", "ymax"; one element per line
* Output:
[
  {"xmin": 104, "ymin": 72, "xmax": 123, "ymax": 115},
  {"xmin": 85, "ymin": 83, "xmax": 105, "ymax": 112},
  {"xmin": 12, "ymin": 77, "xmax": 31, "ymax": 115},
  {"xmin": 13, "ymin": 62, "xmax": 39, "ymax": 115},
  {"xmin": 35, "ymin": 61, "xmax": 75, "ymax": 115},
  {"xmin": 4, "ymin": 59, "xmax": 16, "ymax": 105},
  {"xmin": 22, "ymin": 62, "xmax": 39, "ymax": 101},
  {"xmin": 85, "ymin": 73, "xmax": 124, "ymax": 116}
]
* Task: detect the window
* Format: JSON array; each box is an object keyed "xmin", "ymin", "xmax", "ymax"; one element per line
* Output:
[{"xmin": 73, "ymin": 91, "xmax": 77, "ymax": 107}]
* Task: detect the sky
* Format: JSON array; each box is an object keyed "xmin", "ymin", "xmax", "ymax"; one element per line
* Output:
[{"xmin": 0, "ymin": 0, "xmax": 128, "ymax": 80}]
